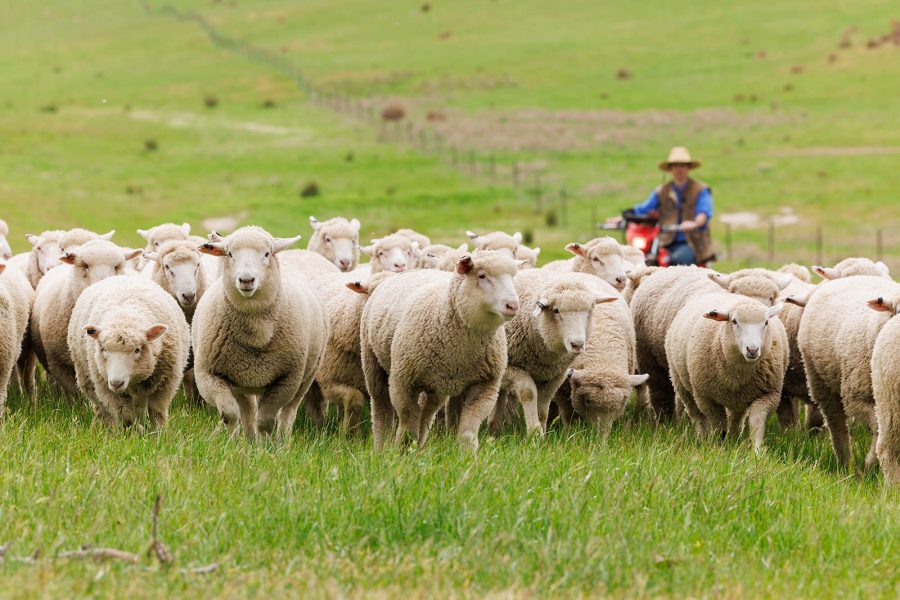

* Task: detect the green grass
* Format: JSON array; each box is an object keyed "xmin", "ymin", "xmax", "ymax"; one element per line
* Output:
[{"xmin": 2, "ymin": 0, "xmax": 900, "ymax": 596}]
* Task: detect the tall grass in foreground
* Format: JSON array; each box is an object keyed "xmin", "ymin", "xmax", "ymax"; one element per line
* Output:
[{"xmin": 0, "ymin": 384, "xmax": 897, "ymax": 598}]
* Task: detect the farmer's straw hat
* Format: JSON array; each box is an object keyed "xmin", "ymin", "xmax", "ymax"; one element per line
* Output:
[{"xmin": 658, "ymin": 146, "xmax": 701, "ymax": 171}]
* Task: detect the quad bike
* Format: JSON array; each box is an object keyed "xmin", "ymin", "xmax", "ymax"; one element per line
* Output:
[{"xmin": 598, "ymin": 210, "xmax": 711, "ymax": 268}]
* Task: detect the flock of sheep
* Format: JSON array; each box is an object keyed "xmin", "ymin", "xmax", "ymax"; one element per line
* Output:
[{"xmin": 0, "ymin": 216, "xmax": 898, "ymax": 486}]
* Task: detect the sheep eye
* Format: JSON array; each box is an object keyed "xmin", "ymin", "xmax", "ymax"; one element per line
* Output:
[
  {"xmin": 325, "ymin": 237, "xmax": 331, "ymax": 243},
  {"xmin": 478, "ymin": 273, "xmax": 486, "ymax": 280},
  {"xmin": 731, "ymin": 318, "xmax": 737, "ymax": 325},
  {"xmin": 227, "ymin": 251, "xmax": 232, "ymax": 258},
  {"xmin": 553, "ymin": 308, "xmax": 560, "ymax": 315},
  {"xmin": 765, "ymin": 320, "xmax": 769, "ymax": 326},
  {"xmin": 265, "ymin": 252, "xmax": 270, "ymax": 258},
  {"xmin": 134, "ymin": 347, "xmax": 141, "ymax": 354}
]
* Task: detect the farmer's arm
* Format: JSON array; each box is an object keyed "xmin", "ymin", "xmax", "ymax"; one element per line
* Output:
[
  {"xmin": 682, "ymin": 189, "xmax": 713, "ymax": 231},
  {"xmin": 632, "ymin": 190, "xmax": 659, "ymax": 216}
]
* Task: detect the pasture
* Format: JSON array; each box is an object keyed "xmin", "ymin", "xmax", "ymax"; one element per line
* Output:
[{"xmin": 1, "ymin": 0, "xmax": 899, "ymax": 597}]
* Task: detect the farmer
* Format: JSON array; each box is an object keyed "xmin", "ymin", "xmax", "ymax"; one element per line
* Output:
[{"xmin": 607, "ymin": 146, "xmax": 715, "ymax": 265}]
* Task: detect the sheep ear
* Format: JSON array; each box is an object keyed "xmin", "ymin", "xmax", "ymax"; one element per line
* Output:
[
  {"xmin": 181, "ymin": 223, "xmax": 191, "ymax": 236},
  {"xmin": 26, "ymin": 234, "xmax": 39, "ymax": 247},
  {"xmin": 867, "ymin": 297, "xmax": 896, "ymax": 313},
  {"xmin": 515, "ymin": 259, "xmax": 529, "ymax": 269},
  {"xmin": 567, "ymin": 367, "xmax": 583, "ymax": 384},
  {"xmin": 565, "ymin": 243, "xmax": 586, "ymax": 257},
  {"xmin": 59, "ymin": 252, "xmax": 77, "ymax": 265},
  {"xmin": 199, "ymin": 242, "xmax": 226, "ymax": 257},
  {"xmin": 208, "ymin": 231, "xmax": 225, "ymax": 243},
  {"xmin": 84, "ymin": 324, "xmax": 101, "ymax": 339},
  {"xmin": 595, "ymin": 295, "xmax": 618, "ymax": 305},
  {"xmin": 145, "ymin": 324, "xmax": 168, "ymax": 342},
  {"xmin": 144, "ymin": 251, "xmax": 161, "ymax": 263},
  {"xmin": 627, "ymin": 373, "xmax": 649, "ymax": 387},
  {"xmin": 0, "ymin": 261, "xmax": 6, "ymax": 275},
  {"xmin": 456, "ymin": 243, "xmax": 468, "ymax": 252},
  {"xmin": 766, "ymin": 303, "xmax": 784, "ymax": 319},
  {"xmin": 466, "ymin": 231, "xmax": 479, "ymax": 241},
  {"xmin": 123, "ymin": 248, "xmax": 143, "ymax": 262},
  {"xmin": 309, "ymin": 215, "xmax": 321, "ymax": 230},
  {"xmin": 346, "ymin": 280, "xmax": 368, "ymax": 294},
  {"xmin": 785, "ymin": 292, "xmax": 810, "ymax": 307},
  {"xmin": 456, "ymin": 255, "xmax": 474, "ymax": 275},
  {"xmin": 137, "ymin": 228, "xmax": 150, "ymax": 240},
  {"xmin": 876, "ymin": 261, "xmax": 890, "ymax": 277},
  {"xmin": 99, "ymin": 230, "xmax": 115, "ymax": 241},
  {"xmin": 273, "ymin": 235, "xmax": 303, "ymax": 253},
  {"xmin": 533, "ymin": 247, "xmax": 541, "ymax": 257},
  {"xmin": 532, "ymin": 298, "xmax": 549, "ymax": 317},
  {"xmin": 703, "ymin": 310, "xmax": 730, "ymax": 322},
  {"xmin": 775, "ymin": 274, "xmax": 793, "ymax": 290},
  {"xmin": 349, "ymin": 218, "xmax": 361, "ymax": 232},
  {"xmin": 708, "ymin": 272, "xmax": 731, "ymax": 290},
  {"xmin": 360, "ymin": 245, "xmax": 375, "ymax": 257},
  {"xmin": 512, "ymin": 232, "xmax": 522, "ymax": 244},
  {"xmin": 813, "ymin": 265, "xmax": 840, "ymax": 280}
]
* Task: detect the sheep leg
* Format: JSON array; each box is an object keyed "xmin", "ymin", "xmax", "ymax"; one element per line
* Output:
[
  {"xmin": 233, "ymin": 390, "xmax": 259, "ymax": 442},
  {"xmin": 362, "ymin": 345, "xmax": 393, "ymax": 451},
  {"xmin": 555, "ymin": 392, "xmax": 575, "ymax": 426},
  {"xmin": 645, "ymin": 363, "xmax": 675, "ymax": 422},
  {"xmin": 725, "ymin": 408, "xmax": 747, "ymax": 439},
  {"xmin": 775, "ymin": 394, "xmax": 797, "ymax": 430},
  {"xmin": 704, "ymin": 402, "xmax": 727, "ymax": 439},
  {"xmin": 92, "ymin": 389, "xmax": 122, "ymax": 429},
  {"xmin": 806, "ymin": 403, "xmax": 824, "ymax": 431},
  {"xmin": 417, "ymin": 393, "xmax": 447, "ymax": 448},
  {"xmin": 486, "ymin": 389, "xmax": 509, "ymax": 435},
  {"xmin": 536, "ymin": 380, "xmax": 562, "ymax": 431},
  {"xmin": 671, "ymin": 371, "xmax": 704, "ymax": 436},
  {"xmin": 47, "ymin": 360, "xmax": 80, "ymax": 401},
  {"xmin": 807, "ymin": 369, "xmax": 851, "ymax": 468},
  {"xmin": 863, "ymin": 408, "xmax": 879, "ymax": 471},
  {"xmin": 302, "ymin": 381, "xmax": 326, "ymax": 429},
  {"xmin": 457, "ymin": 379, "xmax": 502, "ymax": 452},
  {"xmin": 196, "ymin": 370, "xmax": 241, "ymax": 435},
  {"xmin": 390, "ymin": 382, "xmax": 422, "ymax": 448},
  {"xmin": 747, "ymin": 396, "xmax": 777, "ymax": 453},
  {"xmin": 510, "ymin": 375, "xmax": 541, "ymax": 435},
  {"xmin": 634, "ymin": 383, "xmax": 651, "ymax": 416},
  {"xmin": 182, "ymin": 368, "xmax": 200, "ymax": 406},
  {"xmin": 445, "ymin": 394, "xmax": 463, "ymax": 433},
  {"xmin": 16, "ymin": 342, "xmax": 37, "ymax": 404}
]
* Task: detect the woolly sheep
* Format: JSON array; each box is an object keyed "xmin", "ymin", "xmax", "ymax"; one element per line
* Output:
[
  {"xmin": 0, "ymin": 260, "xmax": 35, "ymax": 414},
  {"xmin": 466, "ymin": 230, "xmax": 521, "ymax": 259},
  {"xmin": 0, "ymin": 220, "xmax": 11, "ymax": 260},
  {"xmin": 812, "ymin": 257, "xmax": 890, "ymax": 281},
  {"xmin": 543, "ymin": 237, "xmax": 629, "ymax": 292},
  {"xmin": 308, "ymin": 215, "xmax": 361, "ymax": 272},
  {"xmin": 275, "ymin": 248, "xmax": 341, "ymax": 278},
  {"xmin": 67, "ymin": 277, "xmax": 190, "ymax": 429},
  {"xmin": 31, "ymin": 240, "xmax": 141, "ymax": 398},
  {"xmin": 489, "ymin": 270, "xmax": 618, "ymax": 435},
  {"xmin": 434, "ymin": 243, "xmax": 471, "ymax": 272},
  {"xmin": 630, "ymin": 266, "xmax": 787, "ymax": 421},
  {"xmin": 870, "ymin": 295, "xmax": 900, "ymax": 486},
  {"xmin": 417, "ymin": 243, "xmax": 459, "ymax": 269},
  {"xmin": 360, "ymin": 250, "xmax": 521, "ymax": 451},
  {"xmin": 361, "ymin": 234, "xmax": 417, "ymax": 273},
  {"xmin": 515, "ymin": 245, "xmax": 541, "ymax": 269},
  {"xmin": 59, "ymin": 228, "xmax": 115, "ymax": 254},
  {"xmin": 136, "ymin": 222, "xmax": 191, "ymax": 271},
  {"xmin": 193, "ymin": 226, "xmax": 328, "ymax": 441},
  {"xmin": 666, "ymin": 293, "xmax": 788, "ymax": 451},
  {"xmin": 6, "ymin": 230, "xmax": 65, "ymax": 289},
  {"xmin": 394, "ymin": 228, "xmax": 431, "ymax": 252},
  {"xmin": 795, "ymin": 275, "xmax": 900, "ymax": 469}
]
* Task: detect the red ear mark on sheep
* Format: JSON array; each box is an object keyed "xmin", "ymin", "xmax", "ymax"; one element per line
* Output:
[
  {"xmin": 595, "ymin": 295, "xmax": 618, "ymax": 305},
  {"xmin": 703, "ymin": 310, "xmax": 730, "ymax": 322},
  {"xmin": 785, "ymin": 293, "xmax": 809, "ymax": 307},
  {"xmin": 145, "ymin": 324, "xmax": 168, "ymax": 341},
  {"xmin": 0, "ymin": 262, "xmax": 6, "ymax": 275},
  {"xmin": 456, "ymin": 255, "xmax": 474, "ymax": 275},
  {"xmin": 199, "ymin": 243, "xmax": 226, "ymax": 257},
  {"xmin": 812, "ymin": 265, "xmax": 839, "ymax": 280},
  {"xmin": 346, "ymin": 281, "xmax": 369, "ymax": 294},
  {"xmin": 867, "ymin": 297, "xmax": 895, "ymax": 313},
  {"xmin": 59, "ymin": 252, "xmax": 77, "ymax": 265},
  {"xmin": 565, "ymin": 243, "xmax": 586, "ymax": 258},
  {"xmin": 84, "ymin": 325, "xmax": 101, "ymax": 339}
]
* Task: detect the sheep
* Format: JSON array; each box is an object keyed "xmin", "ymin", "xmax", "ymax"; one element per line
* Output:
[
  {"xmin": 304, "ymin": 271, "xmax": 393, "ymax": 434},
  {"xmin": 0, "ymin": 260, "xmax": 35, "ymax": 416},
  {"xmin": 666, "ymin": 293, "xmax": 787, "ymax": 451},
  {"xmin": 279, "ymin": 248, "xmax": 341, "ymax": 276},
  {"xmin": 308, "ymin": 216, "xmax": 361, "ymax": 272},
  {"xmin": 59, "ymin": 228, "xmax": 115, "ymax": 254},
  {"xmin": 360, "ymin": 250, "xmax": 521, "ymax": 451},
  {"xmin": 136, "ymin": 222, "xmax": 191, "ymax": 271},
  {"xmin": 630, "ymin": 266, "xmax": 787, "ymax": 421},
  {"xmin": 559, "ymin": 285, "xmax": 648, "ymax": 439},
  {"xmin": 67, "ymin": 277, "xmax": 190, "ymax": 430},
  {"xmin": 812, "ymin": 257, "xmax": 890, "ymax": 281},
  {"xmin": 870, "ymin": 295, "xmax": 900, "ymax": 486},
  {"xmin": 6, "ymin": 230, "xmax": 65, "ymax": 289},
  {"xmin": 543, "ymin": 237, "xmax": 629, "ymax": 292},
  {"xmin": 466, "ymin": 230, "xmax": 521, "ymax": 259},
  {"xmin": 488, "ymin": 270, "xmax": 618, "ymax": 435},
  {"xmin": 361, "ymin": 234, "xmax": 417, "ymax": 273},
  {"xmin": 192, "ymin": 226, "xmax": 328, "ymax": 442},
  {"xmin": 778, "ymin": 262, "xmax": 812, "ymax": 283},
  {"xmin": 435, "ymin": 243, "xmax": 471, "ymax": 272},
  {"xmin": 394, "ymin": 228, "xmax": 431, "ymax": 251},
  {"xmin": 515, "ymin": 245, "xmax": 541, "ymax": 269},
  {"xmin": 795, "ymin": 275, "xmax": 900, "ymax": 469},
  {"xmin": 30, "ymin": 240, "xmax": 141, "ymax": 399},
  {"xmin": 417, "ymin": 243, "xmax": 459, "ymax": 269},
  {"xmin": 0, "ymin": 220, "xmax": 11, "ymax": 259}
]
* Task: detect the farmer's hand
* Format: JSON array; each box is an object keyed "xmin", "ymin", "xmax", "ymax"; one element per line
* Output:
[{"xmin": 680, "ymin": 220, "xmax": 699, "ymax": 232}]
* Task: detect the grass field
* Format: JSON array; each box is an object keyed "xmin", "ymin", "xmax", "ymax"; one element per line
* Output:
[{"xmin": 1, "ymin": 0, "xmax": 900, "ymax": 596}]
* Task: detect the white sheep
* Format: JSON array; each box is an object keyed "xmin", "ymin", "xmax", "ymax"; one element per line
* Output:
[
  {"xmin": 6, "ymin": 230, "xmax": 65, "ymax": 289},
  {"xmin": 361, "ymin": 234, "xmax": 417, "ymax": 273},
  {"xmin": 59, "ymin": 228, "xmax": 115, "ymax": 254},
  {"xmin": 360, "ymin": 250, "xmax": 521, "ymax": 451},
  {"xmin": 417, "ymin": 243, "xmax": 460, "ymax": 269},
  {"xmin": 31, "ymin": 240, "xmax": 141, "ymax": 398},
  {"xmin": 515, "ymin": 245, "xmax": 541, "ymax": 269},
  {"xmin": 393, "ymin": 228, "xmax": 431, "ymax": 251},
  {"xmin": 666, "ymin": 293, "xmax": 788, "ymax": 451},
  {"xmin": 796, "ymin": 275, "xmax": 900, "ymax": 470},
  {"xmin": 0, "ymin": 220, "xmax": 11, "ymax": 259},
  {"xmin": 67, "ymin": 277, "xmax": 190, "ymax": 430},
  {"xmin": 489, "ymin": 270, "xmax": 618, "ymax": 435},
  {"xmin": 308, "ymin": 215, "xmax": 361, "ymax": 272},
  {"xmin": 279, "ymin": 248, "xmax": 341, "ymax": 276},
  {"xmin": 466, "ymin": 230, "xmax": 521, "ymax": 259},
  {"xmin": 543, "ymin": 237, "xmax": 629, "ymax": 292},
  {"xmin": 812, "ymin": 257, "xmax": 890, "ymax": 281},
  {"xmin": 136, "ymin": 222, "xmax": 191, "ymax": 271},
  {"xmin": 870, "ymin": 294, "xmax": 900, "ymax": 486},
  {"xmin": 0, "ymin": 260, "xmax": 35, "ymax": 415},
  {"xmin": 192, "ymin": 226, "xmax": 328, "ymax": 441},
  {"xmin": 630, "ymin": 266, "xmax": 788, "ymax": 421}
]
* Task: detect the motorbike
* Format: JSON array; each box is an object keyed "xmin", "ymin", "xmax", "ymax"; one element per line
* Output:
[{"xmin": 598, "ymin": 210, "xmax": 710, "ymax": 268}]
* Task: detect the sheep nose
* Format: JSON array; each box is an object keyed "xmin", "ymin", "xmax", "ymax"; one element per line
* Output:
[
  {"xmin": 745, "ymin": 346, "xmax": 760, "ymax": 359},
  {"xmin": 393, "ymin": 263, "xmax": 407, "ymax": 272},
  {"xmin": 614, "ymin": 276, "xmax": 627, "ymax": 289},
  {"xmin": 338, "ymin": 259, "xmax": 351, "ymax": 270},
  {"xmin": 569, "ymin": 339, "xmax": 585, "ymax": 353},
  {"xmin": 238, "ymin": 276, "xmax": 255, "ymax": 288},
  {"xmin": 502, "ymin": 300, "xmax": 519, "ymax": 316},
  {"xmin": 109, "ymin": 379, "xmax": 126, "ymax": 392},
  {"xmin": 181, "ymin": 292, "xmax": 196, "ymax": 304}
]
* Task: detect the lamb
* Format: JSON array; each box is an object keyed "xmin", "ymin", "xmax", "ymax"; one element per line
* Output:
[
  {"xmin": 136, "ymin": 222, "xmax": 191, "ymax": 271},
  {"xmin": 30, "ymin": 240, "xmax": 141, "ymax": 398},
  {"xmin": 489, "ymin": 270, "xmax": 618, "ymax": 435},
  {"xmin": 466, "ymin": 230, "xmax": 521, "ymax": 259},
  {"xmin": 543, "ymin": 237, "xmax": 629, "ymax": 292},
  {"xmin": 304, "ymin": 271, "xmax": 393, "ymax": 434},
  {"xmin": 59, "ymin": 228, "xmax": 115, "ymax": 254},
  {"xmin": 870, "ymin": 295, "xmax": 900, "ymax": 486},
  {"xmin": 6, "ymin": 230, "xmax": 65, "ymax": 289},
  {"xmin": 666, "ymin": 293, "xmax": 788, "ymax": 451},
  {"xmin": 360, "ymin": 250, "xmax": 521, "ymax": 451},
  {"xmin": 67, "ymin": 277, "xmax": 190, "ymax": 430},
  {"xmin": 417, "ymin": 243, "xmax": 461, "ymax": 269},
  {"xmin": 394, "ymin": 228, "xmax": 431, "ymax": 251},
  {"xmin": 308, "ymin": 216, "xmax": 361, "ymax": 272},
  {"xmin": 630, "ymin": 266, "xmax": 787, "ymax": 421},
  {"xmin": 361, "ymin": 234, "xmax": 418, "ymax": 273},
  {"xmin": 515, "ymin": 245, "xmax": 541, "ymax": 269},
  {"xmin": 0, "ymin": 219, "xmax": 11, "ymax": 259},
  {"xmin": 0, "ymin": 260, "xmax": 35, "ymax": 416},
  {"xmin": 795, "ymin": 275, "xmax": 900, "ymax": 469},
  {"xmin": 192, "ymin": 226, "xmax": 328, "ymax": 441},
  {"xmin": 812, "ymin": 257, "xmax": 890, "ymax": 280}
]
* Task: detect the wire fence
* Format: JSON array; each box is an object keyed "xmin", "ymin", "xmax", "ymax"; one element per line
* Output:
[{"xmin": 140, "ymin": 1, "xmax": 899, "ymax": 271}]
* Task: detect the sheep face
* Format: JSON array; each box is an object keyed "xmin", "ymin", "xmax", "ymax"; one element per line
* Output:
[
  {"xmin": 26, "ymin": 233, "xmax": 62, "ymax": 274},
  {"xmin": 310, "ymin": 217, "xmax": 360, "ymax": 272},
  {"xmin": 704, "ymin": 303, "xmax": 784, "ymax": 362},
  {"xmin": 363, "ymin": 235, "xmax": 416, "ymax": 273},
  {"xmin": 419, "ymin": 244, "xmax": 452, "ymax": 269},
  {"xmin": 566, "ymin": 240, "xmax": 627, "ymax": 291},
  {"xmin": 0, "ymin": 234, "xmax": 10, "ymax": 260},
  {"xmin": 532, "ymin": 289, "xmax": 617, "ymax": 354},
  {"xmin": 813, "ymin": 258, "xmax": 891, "ymax": 280},
  {"xmin": 201, "ymin": 227, "xmax": 301, "ymax": 299},
  {"xmin": 138, "ymin": 223, "xmax": 191, "ymax": 252},
  {"xmin": 456, "ymin": 252, "xmax": 520, "ymax": 323},
  {"xmin": 148, "ymin": 245, "xmax": 202, "ymax": 307},
  {"xmin": 515, "ymin": 246, "xmax": 541, "ymax": 269},
  {"xmin": 60, "ymin": 241, "xmax": 140, "ymax": 296},
  {"xmin": 711, "ymin": 273, "xmax": 782, "ymax": 307},
  {"xmin": 59, "ymin": 228, "xmax": 115, "ymax": 255},
  {"xmin": 467, "ymin": 231, "xmax": 521, "ymax": 260},
  {"xmin": 85, "ymin": 323, "xmax": 167, "ymax": 393},
  {"xmin": 568, "ymin": 370, "xmax": 648, "ymax": 420}
]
